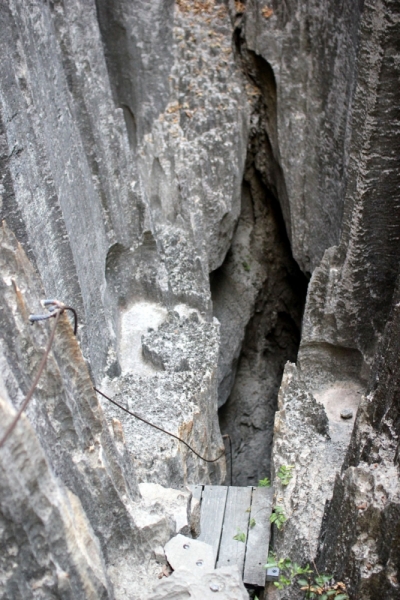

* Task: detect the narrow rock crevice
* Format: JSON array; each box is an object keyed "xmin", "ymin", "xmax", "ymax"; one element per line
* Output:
[
  {"xmin": 214, "ymin": 163, "xmax": 307, "ymax": 486},
  {"xmin": 212, "ymin": 15, "xmax": 309, "ymax": 486}
]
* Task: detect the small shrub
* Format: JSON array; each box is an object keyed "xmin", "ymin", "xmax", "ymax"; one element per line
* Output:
[
  {"xmin": 265, "ymin": 553, "xmax": 349, "ymax": 599},
  {"xmin": 277, "ymin": 464, "xmax": 294, "ymax": 485},
  {"xmin": 258, "ymin": 476, "xmax": 271, "ymax": 487},
  {"xmin": 269, "ymin": 505, "xmax": 287, "ymax": 529}
]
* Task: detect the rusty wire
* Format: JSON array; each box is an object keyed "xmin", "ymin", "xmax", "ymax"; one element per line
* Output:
[{"xmin": 0, "ymin": 308, "xmax": 62, "ymax": 449}]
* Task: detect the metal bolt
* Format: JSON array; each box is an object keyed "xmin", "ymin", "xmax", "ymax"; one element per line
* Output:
[
  {"xmin": 209, "ymin": 583, "xmax": 219, "ymax": 592},
  {"xmin": 196, "ymin": 560, "xmax": 203, "ymax": 567},
  {"xmin": 340, "ymin": 408, "xmax": 354, "ymax": 419}
]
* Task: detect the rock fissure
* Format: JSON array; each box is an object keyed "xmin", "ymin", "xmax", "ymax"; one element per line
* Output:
[{"xmin": 213, "ymin": 16, "xmax": 308, "ymax": 486}]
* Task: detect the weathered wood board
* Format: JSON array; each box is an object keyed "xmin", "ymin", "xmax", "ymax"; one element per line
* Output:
[
  {"xmin": 197, "ymin": 485, "xmax": 228, "ymax": 561},
  {"xmin": 216, "ymin": 486, "xmax": 252, "ymax": 573},
  {"xmin": 190, "ymin": 484, "xmax": 273, "ymax": 584},
  {"xmin": 243, "ymin": 486, "xmax": 273, "ymax": 586}
]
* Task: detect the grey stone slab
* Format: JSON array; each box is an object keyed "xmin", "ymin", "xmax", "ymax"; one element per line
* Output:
[
  {"xmin": 164, "ymin": 534, "xmax": 215, "ymax": 573},
  {"xmin": 188, "ymin": 484, "xmax": 203, "ymax": 502},
  {"xmin": 216, "ymin": 486, "xmax": 252, "ymax": 574},
  {"xmin": 149, "ymin": 565, "xmax": 249, "ymax": 600},
  {"xmin": 243, "ymin": 486, "xmax": 273, "ymax": 587},
  {"xmin": 198, "ymin": 486, "xmax": 228, "ymax": 563}
]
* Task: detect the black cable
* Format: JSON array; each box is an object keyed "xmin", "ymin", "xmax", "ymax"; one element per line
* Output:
[
  {"xmin": 94, "ymin": 387, "xmax": 226, "ymax": 464},
  {"xmin": 222, "ymin": 434, "xmax": 233, "ymax": 486},
  {"xmin": 64, "ymin": 306, "xmax": 78, "ymax": 335}
]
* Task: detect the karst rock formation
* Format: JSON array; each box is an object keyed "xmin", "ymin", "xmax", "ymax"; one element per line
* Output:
[{"xmin": 0, "ymin": 1, "xmax": 399, "ymax": 599}]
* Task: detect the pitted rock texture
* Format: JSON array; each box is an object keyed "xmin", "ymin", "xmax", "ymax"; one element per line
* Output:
[
  {"xmin": 0, "ymin": 223, "xmax": 198, "ymax": 599},
  {"xmin": 268, "ymin": 1, "xmax": 400, "ymax": 598},
  {"xmin": 149, "ymin": 565, "xmax": 249, "ymax": 600},
  {"xmin": 270, "ymin": 363, "xmax": 363, "ymax": 570},
  {"xmin": 316, "ymin": 277, "xmax": 400, "ymax": 599},
  {"xmin": 99, "ymin": 368, "xmax": 225, "ymax": 488},
  {"xmin": 0, "ymin": 1, "xmax": 399, "ymax": 599}
]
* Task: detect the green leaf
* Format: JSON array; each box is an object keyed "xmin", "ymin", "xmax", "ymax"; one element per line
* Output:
[
  {"xmin": 249, "ymin": 517, "xmax": 256, "ymax": 528},
  {"xmin": 233, "ymin": 529, "xmax": 246, "ymax": 543},
  {"xmin": 258, "ymin": 477, "xmax": 271, "ymax": 487},
  {"xmin": 279, "ymin": 558, "xmax": 292, "ymax": 569},
  {"xmin": 335, "ymin": 595, "xmax": 349, "ymax": 600},
  {"xmin": 321, "ymin": 595, "xmax": 327, "ymax": 600},
  {"xmin": 326, "ymin": 592, "xmax": 337, "ymax": 597},
  {"xmin": 298, "ymin": 579, "xmax": 309, "ymax": 586},
  {"xmin": 302, "ymin": 565, "xmax": 313, "ymax": 574}
]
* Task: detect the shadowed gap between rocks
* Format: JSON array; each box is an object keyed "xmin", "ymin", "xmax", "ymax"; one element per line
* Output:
[
  {"xmin": 212, "ymin": 33, "xmax": 309, "ymax": 487},
  {"xmin": 212, "ymin": 170, "xmax": 308, "ymax": 487}
]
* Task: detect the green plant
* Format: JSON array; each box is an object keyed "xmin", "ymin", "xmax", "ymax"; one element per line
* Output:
[
  {"xmin": 249, "ymin": 517, "xmax": 256, "ymax": 529},
  {"xmin": 233, "ymin": 528, "xmax": 246, "ymax": 543},
  {"xmin": 265, "ymin": 554, "xmax": 349, "ymax": 599},
  {"xmin": 277, "ymin": 464, "xmax": 295, "ymax": 485},
  {"xmin": 258, "ymin": 476, "xmax": 271, "ymax": 487},
  {"xmin": 269, "ymin": 505, "xmax": 287, "ymax": 529},
  {"xmin": 298, "ymin": 574, "xmax": 349, "ymax": 599},
  {"xmin": 265, "ymin": 554, "xmax": 312, "ymax": 591},
  {"xmin": 242, "ymin": 260, "xmax": 251, "ymax": 272}
]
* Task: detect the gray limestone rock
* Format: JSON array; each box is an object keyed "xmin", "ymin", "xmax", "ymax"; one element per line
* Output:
[
  {"xmin": 268, "ymin": 2, "xmax": 400, "ymax": 599},
  {"xmin": 270, "ymin": 363, "xmax": 358, "ymax": 568},
  {"xmin": 139, "ymin": 484, "xmax": 192, "ymax": 537},
  {"xmin": 0, "ymin": 396, "xmax": 111, "ymax": 600},
  {"xmin": 0, "ymin": 223, "xmax": 184, "ymax": 599},
  {"xmin": 149, "ymin": 565, "xmax": 249, "ymax": 600},
  {"xmin": 316, "ymin": 274, "xmax": 400, "ymax": 599},
  {"xmin": 241, "ymin": 0, "xmax": 364, "ymax": 273},
  {"xmin": 0, "ymin": 1, "xmax": 399, "ymax": 600}
]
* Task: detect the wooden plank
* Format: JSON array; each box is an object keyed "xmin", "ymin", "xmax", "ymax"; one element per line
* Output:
[
  {"xmin": 198, "ymin": 486, "xmax": 228, "ymax": 563},
  {"xmin": 187, "ymin": 484, "xmax": 203, "ymax": 502},
  {"xmin": 243, "ymin": 486, "xmax": 273, "ymax": 586},
  {"xmin": 217, "ymin": 486, "xmax": 252, "ymax": 574}
]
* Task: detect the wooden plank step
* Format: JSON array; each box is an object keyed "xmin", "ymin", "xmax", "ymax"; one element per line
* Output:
[
  {"xmin": 216, "ymin": 486, "xmax": 252, "ymax": 574},
  {"xmin": 197, "ymin": 485, "xmax": 228, "ymax": 562},
  {"xmin": 243, "ymin": 486, "xmax": 273, "ymax": 586}
]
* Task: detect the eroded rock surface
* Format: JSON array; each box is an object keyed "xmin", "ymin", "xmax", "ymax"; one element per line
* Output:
[
  {"xmin": 268, "ymin": 1, "xmax": 400, "ymax": 598},
  {"xmin": 0, "ymin": 0, "xmax": 399, "ymax": 599},
  {"xmin": 0, "ymin": 223, "xmax": 197, "ymax": 599}
]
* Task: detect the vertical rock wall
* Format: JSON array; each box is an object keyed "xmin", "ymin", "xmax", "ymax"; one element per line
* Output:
[
  {"xmin": 268, "ymin": 1, "xmax": 400, "ymax": 598},
  {"xmin": 0, "ymin": 0, "xmax": 399, "ymax": 599}
]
